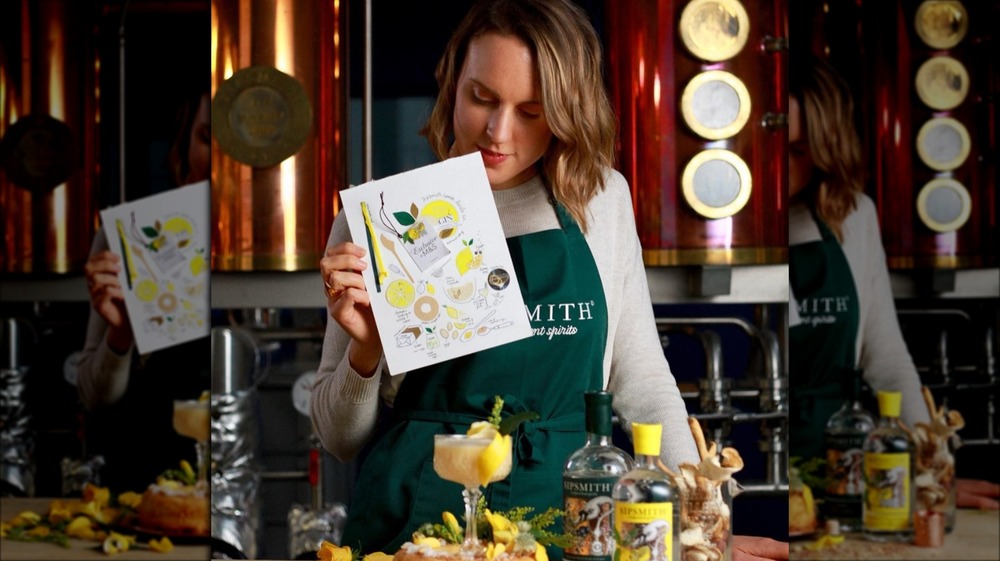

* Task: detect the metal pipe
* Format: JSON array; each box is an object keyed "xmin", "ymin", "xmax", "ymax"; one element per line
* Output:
[
  {"xmin": 362, "ymin": 0, "xmax": 373, "ymax": 182},
  {"xmin": 656, "ymin": 316, "xmax": 784, "ymax": 410},
  {"xmin": 118, "ymin": 1, "xmax": 129, "ymax": 204}
]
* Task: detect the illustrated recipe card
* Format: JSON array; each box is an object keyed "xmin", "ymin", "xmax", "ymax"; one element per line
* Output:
[
  {"xmin": 100, "ymin": 180, "xmax": 210, "ymax": 354},
  {"xmin": 339, "ymin": 153, "xmax": 533, "ymax": 375}
]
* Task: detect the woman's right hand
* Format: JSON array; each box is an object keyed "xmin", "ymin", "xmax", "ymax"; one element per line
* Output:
[
  {"xmin": 83, "ymin": 250, "xmax": 133, "ymax": 353},
  {"xmin": 320, "ymin": 242, "xmax": 382, "ymax": 376}
]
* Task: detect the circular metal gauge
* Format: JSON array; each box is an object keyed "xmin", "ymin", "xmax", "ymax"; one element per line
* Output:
[
  {"xmin": 212, "ymin": 65, "xmax": 314, "ymax": 168},
  {"xmin": 915, "ymin": 1, "xmax": 968, "ymax": 50},
  {"xmin": 916, "ymin": 178, "xmax": 971, "ymax": 233},
  {"xmin": 679, "ymin": 0, "xmax": 750, "ymax": 62},
  {"xmin": 681, "ymin": 149, "xmax": 752, "ymax": 219},
  {"xmin": 681, "ymin": 70, "xmax": 751, "ymax": 140},
  {"xmin": 0, "ymin": 114, "xmax": 77, "ymax": 193},
  {"xmin": 916, "ymin": 117, "xmax": 970, "ymax": 171},
  {"xmin": 914, "ymin": 56, "xmax": 969, "ymax": 110}
]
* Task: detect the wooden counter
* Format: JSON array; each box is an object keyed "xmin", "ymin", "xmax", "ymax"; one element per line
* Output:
[
  {"xmin": 1, "ymin": 498, "xmax": 209, "ymax": 560},
  {"xmin": 789, "ymin": 508, "xmax": 1000, "ymax": 560}
]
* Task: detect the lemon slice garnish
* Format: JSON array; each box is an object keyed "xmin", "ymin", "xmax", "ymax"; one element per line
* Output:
[
  {"xmin": 476, "ymin": 432, "xmax": 511, "ymax": 486},
  {"xmin": 467, "ymin": 421, "xmax": 498, "ymax": 439}
]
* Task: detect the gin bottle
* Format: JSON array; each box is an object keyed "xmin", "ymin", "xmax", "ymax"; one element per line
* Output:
[
  {"xmin": 823, "ymin": 368, "xmax": 875, "ymax": 532},
  {"xmin": 563, "ymin": 391, "xmax": 634, "ymax": 561},
  {"xmin": 612, "ymin": 423, "xmax": 680, "ymax": 561},
  {"xmin": 862, "ymin": 391, "xmax": 915, "ymax": 542}
]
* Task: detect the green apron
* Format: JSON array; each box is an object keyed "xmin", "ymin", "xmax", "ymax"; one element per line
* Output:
[
  {"xmin": 789, "ymin": 214, "xmax": 860, "ymax": 460},
  {"xmin": 341, "ymin": 203, "xmax": 608, "ymax": 557}
]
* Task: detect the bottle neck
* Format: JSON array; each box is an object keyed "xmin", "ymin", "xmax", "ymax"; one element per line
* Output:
[
  {"xmin": 585, "ymin": 432, "xmax": 613, "ymax": 447},
  {"xmin": 634, "ymin": 452, "xmax": 660, "ymax": 469}
]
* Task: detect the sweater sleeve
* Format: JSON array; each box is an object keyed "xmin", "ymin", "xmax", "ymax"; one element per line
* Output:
[
  {"xmin": 75, "ymin": 231, "xmax": 135, "ymax": 411},
  {"xmin": 596, "ymin": 172, "xmax": 700, "ymax": 471},
  {"xmin": 310, "ymin": 212, "xmax": 391, "ymax": 462},
  {"xmin": 850, "ymin": 197, "xmax": 930, "ymax": 427}
]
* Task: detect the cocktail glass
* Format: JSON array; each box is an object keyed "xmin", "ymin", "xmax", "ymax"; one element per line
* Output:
[
  {"xmin": 173, "ymin": 398, "xmax": 210, "ymax": 482},
  {"xmin": 433, "ymin": 434, "xmax": 513, "ymax": 557}
]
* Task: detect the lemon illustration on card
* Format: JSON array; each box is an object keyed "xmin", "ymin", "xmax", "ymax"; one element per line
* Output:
[
  {"xmin": 135, "ymin": 279, "xmax": 159, "ymax": 302},
  {"xmin": 386, "ymin": 279, "xmax": 415, "ymax": 309},
  {"xmin": 421, "ymin": 199, "xmax": 460, "ymax": 239}
]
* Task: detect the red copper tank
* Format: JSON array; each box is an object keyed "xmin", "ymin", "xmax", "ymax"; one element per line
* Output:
[
  {"xmin": 606, "ymin": 0, "xmax": 788, "ymax": 266},
  {"xmin": 1, "ymin": 0, "xmax": 100, "ymax": 274},
  {"xmin": 211, "ymin": 0, "xmax": 349, "ymax": 271}
]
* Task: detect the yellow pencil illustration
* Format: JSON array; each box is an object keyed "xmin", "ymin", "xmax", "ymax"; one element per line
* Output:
[
  {"xmin": 115, "ymin": 219, "xmax": 138, "ymax": 290},
  {"xmin": 361, "ymin": 201, "xmax": 389, "ymax": 290}
]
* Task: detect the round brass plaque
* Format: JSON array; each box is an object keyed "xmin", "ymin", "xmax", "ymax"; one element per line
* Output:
[
  {"xmin": 679, "ymin": 0, "xmax": 750, "ymax": 62},
  {"xmin": 914, "ymin": 56, "xmax": 969, "ymax": 110},
  {"xmin": 681, "ymin": 149, "xmax": 752, "ymax": 219},
  {"xmin": 681, "ymin": 70, "xmax": 751, "ymax": 140},
  {"xmin": 915, "ymin": 1, "xmax": 968, "ymax": 50},
  {"xmin": 0, "ymin": 114, "xmax": 77, "ymax": 193},
  {"xmin": 916, "ymin": 178, "xmax": 971, "ymax": 233},
  {"xmin": 212, "ymin": 65, "xmax": 313, "ymax": 168},
  {"xmin": 916, "ymin": 117, "xmax": 970, "ymax": 171}
]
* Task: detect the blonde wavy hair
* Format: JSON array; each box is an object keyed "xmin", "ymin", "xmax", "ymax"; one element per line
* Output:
[
  {"xmin": 790, "ymin": 54, "xmax": 864, "ymax": 241},
  {"xmin": 420, "ymin": 0, "xmax": 616, "ymax": 233}
]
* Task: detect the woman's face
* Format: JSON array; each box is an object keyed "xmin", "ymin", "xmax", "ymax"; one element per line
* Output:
[
  {"xmin": 452, "ymin": 33, "xmax": 553, "ymax": 190},
  {"xmin": 788, "ymin": 96, "xmax": 813, "ymax": 198},
  {"xmin": 187, "ymin": 93, "xmax": 211, "ymax": 184}
]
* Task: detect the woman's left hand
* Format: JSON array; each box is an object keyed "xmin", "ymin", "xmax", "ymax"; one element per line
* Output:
[
  {"xmin": 957, "ymin": 478, "xmax": 1000, "ymax": 509},
  {"xmin": 732, "ymin": 535, "xmax": 788, "ymax": 561}
]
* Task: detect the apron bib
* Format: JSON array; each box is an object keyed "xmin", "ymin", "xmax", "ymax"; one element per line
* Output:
[
  {"xmin": 341, "ymin": 203, "xmax": 609, "ymax": 556},
  {"xmin": 789, "ymin": 215, "xmax": 860, "ymax": 460}
]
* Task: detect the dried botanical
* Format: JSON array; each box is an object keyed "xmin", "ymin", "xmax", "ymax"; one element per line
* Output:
[{"xmin": 658, "ymin": 418, "xmax": 744, "ymax": 561}]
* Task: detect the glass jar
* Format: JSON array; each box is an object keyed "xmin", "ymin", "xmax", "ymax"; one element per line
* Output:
[{"xmin": 680, "ymin": 478, "xmax": 741, "ymax": 561}]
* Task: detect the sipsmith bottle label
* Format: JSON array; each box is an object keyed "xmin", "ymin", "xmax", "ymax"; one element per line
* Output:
[
  {"xmin": 824, "ymin": 437, "xmax": 866, "ymax": 520},
  {"xmin": 863, "ymin": 452, "xmax": 911, "ymax": 530},
  {"xmin": 564, "ymin": 476, "xmax": 618, "ymax": 561},
  {"xmin": 613, "ymin": 502, "xmax": 673, "ymax": 561}
]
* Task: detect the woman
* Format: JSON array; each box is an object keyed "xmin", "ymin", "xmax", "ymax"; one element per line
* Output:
[
  {"xmin": 76, "ymin": 86, "xmax": 211, "ymax": 493},
  {"xmin": 788, "ymin": 54, "xmax": 998, "ymax": 508},
  {"xmin": 314, "ymin": 1, "xmax": 787, "ymax": 559}
]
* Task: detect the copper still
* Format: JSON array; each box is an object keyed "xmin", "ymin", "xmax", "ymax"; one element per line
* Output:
[
  {"xmin": 211, "ymin": 0, "xmax": 349, "ymax": 271},
  {"xmin": 0, "ymin": 0, "xmax": 100, "ymax": 274},
  {"xmin": 606, "ymin": 0, "xmax": 788, "ymax": 266},
  {"xmin": 795, "ymin": 0, "xmax": 996, "ymax": 269}
]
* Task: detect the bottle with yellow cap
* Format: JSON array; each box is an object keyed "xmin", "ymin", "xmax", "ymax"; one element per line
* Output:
[
  {"xmin": 611, "ymin": 422, "xmax": 681, "ymax": 561},
  {"xmin": 862, "ymin": 391, "xmax": 915, "ymax": 542}
]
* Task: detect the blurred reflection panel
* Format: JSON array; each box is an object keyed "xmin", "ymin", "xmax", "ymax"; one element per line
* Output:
[
  {"xmin": 211, "ymin": 0, "xmax": 348, "ymax": 271},
  {"xmin": 607, "ymin": 0, "xmax": 787, "ymax": 266},
  {"xmin": 862, "ymin": 0, "xmax": 995, "ymax": 269},
  {"xmin": 1, "ymin": 0, "xmax": 99, "ymax": 274}
]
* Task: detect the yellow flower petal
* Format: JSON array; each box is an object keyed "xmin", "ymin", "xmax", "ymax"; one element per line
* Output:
[
  {"xmin": 149, "ymin": 536, "xmax": 174, "ymax": 552},
  {"xmin": 414, "ymin": 537, "xmax": 443, "ymax": 548},
  {"xmin": 362, "ymin": 553, "xmax": 394, "ymax": 561},
  {"xmin": 48, "ymin": 500, "xmax": 74, "ymax": 524},
  {"xmin": 10, "ymin": 510, "xmax": 42, "ymax": 527},
  {"xmin": 103, "ymin": 532, "xmax": 132, "ymax": 554},
  {"xmin": 318, "ymin": 541, "xmax": 353, "ymax": 561},
  {"xmin": 25, "ymin": 526, "xmax": 51, "ymax": 537},
  {"xmin": 118, "ymin": 492, "xmax": 143, "ymax": 509},
  {"xmin": 1, "ymin": 522, "xmax": 11, "ymax": 538},
  {"xmin": 66, "ymin": 516, "xmax": 96, "ymax": 540},
  {"xmin": 804, "ymin": 534, "xmax": 845, "ymax": 551},
  {"xmin": 535, "ymin": 543, "xmax": 549, "ymax": 561},
  {"xmin": 442, "ymin": 511, "xmax": 461, "ymax": 535},
  {"xmin": 83, "ymin": 483, "xmax": 111, "ymax": 507}
]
